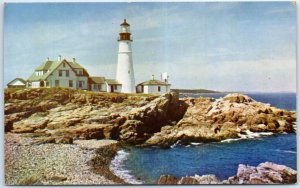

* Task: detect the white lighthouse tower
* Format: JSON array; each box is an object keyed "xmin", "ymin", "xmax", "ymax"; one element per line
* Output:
[{"xmin": 116, "ymin": 19, "xmax": 136, "ymax": 93}]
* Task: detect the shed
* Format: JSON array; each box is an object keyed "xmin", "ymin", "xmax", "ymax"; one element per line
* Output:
[{"xmin": 7, "ymin": 78, "xmax": 26, "ymax": 88}]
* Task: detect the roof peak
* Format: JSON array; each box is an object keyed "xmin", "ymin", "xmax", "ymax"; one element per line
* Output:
[{"xmin": 120, "ymin": 19, "xmax": 130, "ymax": 26}]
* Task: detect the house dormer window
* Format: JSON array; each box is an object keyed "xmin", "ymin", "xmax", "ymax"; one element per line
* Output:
[
  {"xmin": 63, "ymin": 63, "xmax": 66, "ymax": 67},
  {"xmin": 35, "ymin": 71, "xmax": 44, "ymax": 76}
]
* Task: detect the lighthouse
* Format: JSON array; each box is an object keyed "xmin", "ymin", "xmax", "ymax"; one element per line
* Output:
[{"xmin": 116, "ymin": 19, "xmax": 136, "ymax": 93}]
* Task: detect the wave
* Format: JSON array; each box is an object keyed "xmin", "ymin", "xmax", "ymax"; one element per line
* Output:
[
  {"xmin": 274, "ymin": 149, "xmax": 296, "ymax": 154},
  {"xmin": 170, "ymin": 140, "xmax": 181, "ymax": 148},
  {"xmin": 109, "ymin": 150, "xmax": 143, "ymax": 184},
  {"xmin": 190, "ymin": 142, "xmax": 203, "ymax": 146},
  {"xmin": 221, "ymin": 138, "xmax": 242, "ymax": 143},
  {"xmin": 244, "ymin": 130, "xmax": 273, "ymax": 138},
  {"xmin": 293, "ymin": 123, "xmax": 297, "ymax": 132},
  {"xmin": 221, "ymin": 131, "xmax": 274, "ymax": 143}
]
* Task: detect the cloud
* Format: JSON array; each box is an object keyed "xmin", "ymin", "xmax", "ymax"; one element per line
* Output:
[
  {"xmin": 168, "ymin": 55, "xmax": 296, "ymax": 92},
  {"xmin": 4, "ymin": 2, "xmax": 296, "ymax": 92}
]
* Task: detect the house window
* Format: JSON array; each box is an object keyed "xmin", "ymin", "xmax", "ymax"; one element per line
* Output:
[
  {"xmin": 93, "ymin": 84, "xmax": 97, "ymax": 89},
  {"xmin": 69, "ymin": 80, "xmax": 73, "ymax": 87},
  {"xmin": 78, "ymin": 70, "xmax": 83, "ymax": 76},
  {"xmin": 55, "ymin": 80, "xmax": 59, "ymax": 87},
  {"xmin": 78, "ymin": 81, "xmax": 83, "ymax": 88},
  {"xmin": 114, "ymin": 85, "xmax": 117, "ymax": 90},
  {"xmin": 59, "ymin": 70, "xmax": 62, "ymax": 77},
  {"xmin": 63, "ymin": 63, "xmax": 66, "ymax": 67},
  {"xmin": 66, "ymin": 70, "xmax": 69, "ymax": 77},
  {"xmin": 158, "ymin": 86, "xmax": 161, "ymax": 92}
]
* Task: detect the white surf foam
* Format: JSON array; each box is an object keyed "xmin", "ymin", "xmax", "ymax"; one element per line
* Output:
[
  {"xmin": 170, "ymin": 140, "xmax": 181, "ymax": 148},
  {"xmin": 221, "ymin": 138, "xmax": 242, "ymax": 143},
  {"xmin": 244, "ymin": 130, "xmax": 273, "ymax": 138},
  {"xmin": 221, "ymin": 131, "xmax": 274, "ymax": 143},
  {"xmin": 293, "ymin": 122, "xmax": 297, "ymax": 132},
  {"xmin": 274, "ymin": 149, "xmax": 296, "ymax": 154},
  {"xmin": 190, "ymin": 142, "xmax": 203, "ymax": 146},
  {"xmin": 109, "ymin": 150, "xmax": 143, "ymax": 184}
]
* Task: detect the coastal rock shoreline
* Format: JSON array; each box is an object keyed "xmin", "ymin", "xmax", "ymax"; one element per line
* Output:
[
  {"xmin": 158, "ymin": 162, "xmax": 297, "ymax": 184},
  {"xmin": 4, "ymin": 88, "xmax": 297, "ymax": 185},
  {"xmin": 4, "ymin": 88, "xmax": 296, "ymax": 148}
]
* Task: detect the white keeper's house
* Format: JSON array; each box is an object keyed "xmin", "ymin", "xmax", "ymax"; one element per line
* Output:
[
  {"xmin": 27, "ymin": 56, "xmax": 89, "ymax": 90},
  {"xmin": 8, "ymin": 19, "xmax": 171, "ymax": 94}
]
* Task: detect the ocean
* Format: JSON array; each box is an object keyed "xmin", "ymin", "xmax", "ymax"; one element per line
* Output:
[{"xmin": 111, "ymin": 93, "xmax": 297, "ymax": 184}]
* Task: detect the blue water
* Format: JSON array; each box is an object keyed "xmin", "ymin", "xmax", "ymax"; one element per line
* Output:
[
  {"xmin": 124, "ymin": 134, "xmax": 296, "ymax": 184},
  {"xmin": 122, "ymin": 93, "xmax": 297, "ymax": 184}
]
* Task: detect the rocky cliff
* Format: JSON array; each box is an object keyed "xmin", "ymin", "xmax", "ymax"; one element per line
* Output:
[
  {"xmin": 145, "ymin": 94, "xmax": 296, "ymax": 147},
  {"xmin": 4, "ymin": 88, "xmax": 187, "ymax": 145},
  {"xmin": 158, "ymin": 162, "xmax": 297, "ymax": 184},
  {"xmin": 4, "ymin": 88, "xmax": 296, "ymax": 146}
]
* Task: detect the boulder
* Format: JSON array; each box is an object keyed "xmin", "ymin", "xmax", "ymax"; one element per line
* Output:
[
  {"xmin": 225, "ymin": 162, "xmax": 297, "ymax": 184},
  {"xmin": 158, "ymin": 162, "xmax": 296, "ymax": 185},
  {"xmin": 157, "ymin": 175, "xmax": 178, "ymax": 184},
  {"xmin": 178, "ymin": 176, "xmax": 199, "ymax": 184}
]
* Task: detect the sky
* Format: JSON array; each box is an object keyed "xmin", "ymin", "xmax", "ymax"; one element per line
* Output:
[{"xmin": 4, "ymin": 2, "xmax": 297, "ymax": 92}]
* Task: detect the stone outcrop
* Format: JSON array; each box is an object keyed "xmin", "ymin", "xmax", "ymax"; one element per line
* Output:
[
  {"xmin": 145, "ymin": 94, "xmax": 296, "ymax": 147},
  {"xmin": 4, "ymin": 88, "xmax": 187, "ymax": 145},
  {"xmin": 4, "ymin": 89, "xmax": 296, "ymax": 146},
  {"xmin": 117, "ymin": 92, "xmax": 188, "ymax": 144},
  {"xmin": 158, "ymin": 162, "xmax": 297, "ymax": 184},
  {"xmin": 157, "ymin": 175, "xmax": 178, "ymax": 184},
  {"xmin": 158, "ymin": 174, "xmax": 220, "ymax": 184},
  {"xmin": 224, "ymin": 162, "xmax": 297, "ymax": 184}
]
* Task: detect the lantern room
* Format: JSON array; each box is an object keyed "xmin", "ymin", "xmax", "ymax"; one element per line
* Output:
[{"xmin": 118, "ymin": 19, "xmax": 132, "ymax": 41}]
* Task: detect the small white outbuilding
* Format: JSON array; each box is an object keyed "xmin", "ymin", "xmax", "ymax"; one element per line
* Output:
[
  {"xmin": 136, "ymin": 79, "xmax": 171, "ymax": 94},
  {"xmin": 7, "ymin": 78, "xmax": 26, "ymax": 88}
]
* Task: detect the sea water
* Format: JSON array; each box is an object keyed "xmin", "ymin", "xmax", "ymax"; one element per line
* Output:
[{"xmin": 112, "ymin": 93, "xmax": 297, "ymax": 184}]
